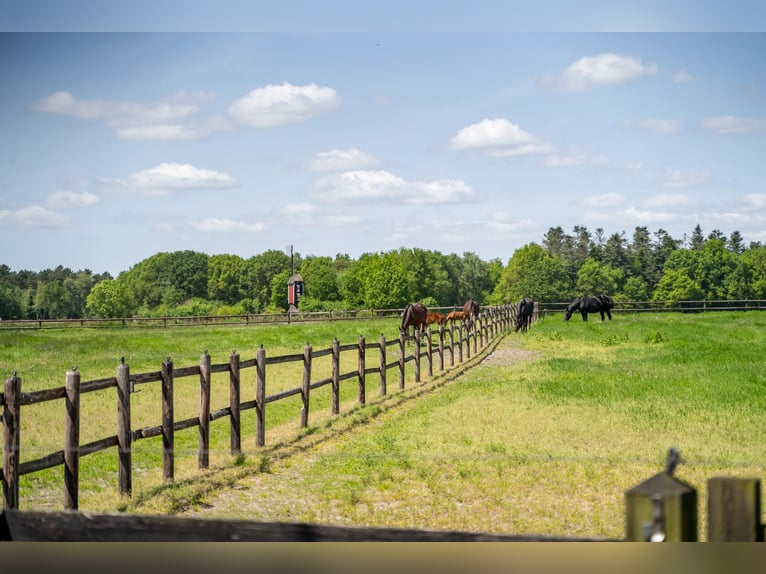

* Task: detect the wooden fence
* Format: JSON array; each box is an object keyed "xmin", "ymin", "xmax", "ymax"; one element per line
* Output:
[{"xmin": 1, "ymin": 304, "xmax": 516, "ymax": 511}]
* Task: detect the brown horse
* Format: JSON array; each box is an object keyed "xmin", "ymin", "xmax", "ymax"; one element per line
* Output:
[
  {"xmin": 400, "ymin": 302, "xmax": 427, "ymax": 337},
  {"xmin": 463, "ymin": 299, "xmax": 479, "ymax": 329},
  {"xmin": 444, "ymin": 310, "xmax": 468, "ymax": 326},
  {"xmin": 425, "ymin": 312, "xmax": 446, "ymax": 327}
]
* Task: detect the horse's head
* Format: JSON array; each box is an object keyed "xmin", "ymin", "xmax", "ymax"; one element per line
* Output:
[{"xmin": 563, "ymin": 297, "xmax": 580, "ymax": 321}]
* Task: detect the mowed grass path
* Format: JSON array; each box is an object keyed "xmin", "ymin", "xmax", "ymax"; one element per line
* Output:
[{"xmin": 181, "ymin": 311, "xmax": 766, "ymax": 541}]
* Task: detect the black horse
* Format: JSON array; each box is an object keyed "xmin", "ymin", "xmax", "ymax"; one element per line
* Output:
[
  {"xmin": 514, "ymin": 297, "xmax": 535, "ymax": 332},
  {"xmin": 564, "ymin": 294, "xmax": 614, "ymax": 322}
]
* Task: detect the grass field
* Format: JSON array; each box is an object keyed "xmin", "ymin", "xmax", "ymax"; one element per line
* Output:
[{"xmin": 3, "ymin": 311, "xmax": 766, "ymax": 541}]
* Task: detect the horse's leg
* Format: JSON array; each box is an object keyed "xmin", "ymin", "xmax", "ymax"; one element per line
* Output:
[
  {"xmin": 607, "ymin": 309, "xmax": 612, "ymax": 320},
  {"xmin": 581, "ymin": 311, "xmax": 587, "ymax": 321}
]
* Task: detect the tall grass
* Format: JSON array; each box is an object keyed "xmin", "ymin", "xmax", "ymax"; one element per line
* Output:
[{"xmin": 179, "ymin": 311, "xmax": 766, "ymax": 540}]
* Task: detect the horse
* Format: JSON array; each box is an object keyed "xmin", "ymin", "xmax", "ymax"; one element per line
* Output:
[
  {"xmin": 463, "ymin": 299, "xmax": 479, "ymax": 329},
  {"xmin": 563, "ymin": 294, "xmax": 614, "ymax": 322},
  {"xmin": 401, "ymin": 302, "xmax": 428, "ymax": 337},
  {"xmin": 444, "ymin": 310, "xmax": 468, "ymax": 326},
  {"xmin": 425, "ymin": 312, "xmax": 446, "ymax": 327},
  {"xmin": 514, "ymin": 297, "xmax": 535, "ymax": 332}
]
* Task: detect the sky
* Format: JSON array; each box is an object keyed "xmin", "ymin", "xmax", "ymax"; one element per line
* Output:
[{"xmin": 1, "ymin": 2, "xmax": 766, "ymax": 277}]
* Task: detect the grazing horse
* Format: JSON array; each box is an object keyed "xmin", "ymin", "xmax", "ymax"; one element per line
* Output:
[
  {"xmin": 564, "ymin": 294, "xmax": 614, "ymax": 322},
  {"xmin": 463, "ymin": 299, "xmax": 480, "ymax": 329},
  {"xmin": 514, "ymin": 297, "xmax": 535, "ymax": 333},
  {"xmin": 444, "ymin": 310, "xmax": 468, "ymax": 326},
  {"xmin": 425, "ymin": 312, "xmax": 446, "ymax": 327},
  {"xmin": 401, "ymin": 302, "xmax": 428, "ymax": 337}
]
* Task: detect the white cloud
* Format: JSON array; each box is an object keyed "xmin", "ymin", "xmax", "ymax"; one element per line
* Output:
[
  {"xmin": 485, "ymin": 211, "xmax": 535, "ymax": 234},
  {"xmin": 313, "ymin": 170, "xmax": 475, "ymax": 205},
  {"xmin": 623, "ymin": 206, "xmax": 678, "ymax": 224},
  {"xmin": 581, "ymin": 193, "xmax": 624, "ymax": 209},
  {"xmin": 702, "ymin": 115, "xmax": 766, "ymax": 134},
  {"xmin": 629, "ymin": 119, "xmax": 682, "ymax": 133},
  {"xmin": 744, "ymin": 194, "xmax": 766, "ymax": 209},
  {"xmin": 310, "ymin": 148, "xmax": 379, "ymax": 172},
  {"xmin": 672, "ymin": 70, "xmax": 694, "ymax": 83},
  {"xmin": 192, "ymin": 218, "xmax": 266, "ymax": 233},
  {"xmin": 228, "ymin": 82, "xmax": 340, "ymax": 128},
  {"xmin": 125, "ymin": 163, "xmax": 237, "ymax": 194},
  {"xmin": 450, "ymin": 118, "xmax": 535, "ymax": 151},
  {"xmin": 661, "ymin": 169, "xmax": 711, "ymax": 188},
  {"xmin": 640, "ymin": 194, "xmax": 692, "ymax": 209},
  {"xmin": 0, "ymin": 205, "xmax": 70, "ymax": 227},
  {"xmin": 47, "ymin": 190, "xmax": 100, "ymax": 208},
  {"xmin": 559, "ymin": 53, "xmax": 658, "ymax": 92},
  {"xmin": 30, "ymin": 91, "xmax": 215, "ymax": 140},
  {"xmin": 322, "ymin": 214, "xmax": 361, "ymax": 226}
]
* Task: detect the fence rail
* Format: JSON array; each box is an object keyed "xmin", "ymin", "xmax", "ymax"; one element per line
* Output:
[{"xmin": 1, "ymin": 304, "xmax": 516, "ymax": 511}]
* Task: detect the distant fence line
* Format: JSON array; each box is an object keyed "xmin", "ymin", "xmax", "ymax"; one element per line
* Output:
[
  {"xmin": 1, "ymin": 304, "xmax": 517, "ymax": 511},
  {"xmin": 0, "ymin": 299, "xmax": 763, "ymax": 331}
]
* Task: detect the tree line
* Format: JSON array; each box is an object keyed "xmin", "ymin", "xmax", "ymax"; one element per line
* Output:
[{"xmin": 1, "ymin": 224, "xmax": 765, "ymax": 320}]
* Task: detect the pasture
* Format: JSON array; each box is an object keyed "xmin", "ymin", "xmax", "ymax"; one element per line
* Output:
[{"xmin": 178, "ymin": 311, "xmax": 766, "ymax": 540}]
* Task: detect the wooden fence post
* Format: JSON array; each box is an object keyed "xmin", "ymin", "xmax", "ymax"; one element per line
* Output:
[
  {"xmin": 414, "ymin": 329, "xmax": 421, "ymax": 383},
  {"xmin": 457, "ymin": 325, "xmax": 464, "ymax": 364},
  {"xmin": 707, "ymin": 477, "xmax": 763, "ymax": 541},
  {"xmin": 116, "ymin": 357, "xmax": 132, "ymax": 497},
  {"xmin": 398, "ymin": 332, "xmax": 405, "ymax": 389},
  {"xmin": 379, "ymin": 334, "xmax": 387, "ymax": 397},
  {"xmin": 476, "ymin": 317, "xmax": 483, "ymax": 351},
  {"xmin": 448, "ymin": 326, "xmax": 455, "ymax": 367},
  {"xmin": 64, "ymin": 367, "xmax": 81, "ymax": 510},
  {"xmin": 161, "ymin": 357, "xmax": 174, "ymax": 482},
  {"xmin": 425, "ymin": 327, "xmax": 433, "ymax": 378},
  {"xmin": 255, "ymin": 346, "xmax": 266, "ymax": 447},
  {"xmin": 332, "ymin": 338, "xmax": 340, "ymax": 415},
  {"xmin": 229, "ymin": 351, "xmax": 241, "ymax": 455},
  {"xmin": 301, "ymin": 344, "xmax": 312, "ymax": 428},
  {"xmin": 358, "ymin": 335, "xmax": 366, "ymax": 406},
  {"xmin": 3, "ymin": 372, "xmax": 21, "ymax": 509},
  {"xmin": 625, "ymin": 470, "xmax": 698, "ymax": 541},
  {"xmin": 438, "ymin": 325, "xmax": 444, "ymax": 372},
  {"xmin": 198, "ymin": 351, "xmax": 211, "ymax": 469}
]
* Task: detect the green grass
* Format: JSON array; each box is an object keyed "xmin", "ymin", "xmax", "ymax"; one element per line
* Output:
[{"xmin": 176, "ymin": 311, "xmax": 766, "ymax": 541}]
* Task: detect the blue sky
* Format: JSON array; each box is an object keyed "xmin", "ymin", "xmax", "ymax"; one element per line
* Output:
[{"xmin": 1, "ymin": 3, "xmax": 765, "ymax": 276}]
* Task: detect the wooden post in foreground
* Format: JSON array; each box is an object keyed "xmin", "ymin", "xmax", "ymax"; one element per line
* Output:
[
  {"xmin": 229, "ymin": 351, "xmax": 241, "ymax": 455},
  {"xmin": 3, "ymin": 372, "xmax": 21, "ymax": 509},
  {"xmin": 625, "ymin": 469, "xmax": 697, "ymax": 541},
  {"xmin": 708, "ymin": 477, "xmax": 763, "ymax": 541},
  {"xmin": 116, "ymin": 358, "xmax": 132, "ymax": 497},
  {"xmin": 255, "ymin": 346, "xmax": 266, "ymax": 447},
  {"xmin": 398, "ymin": 332, "xmax": 405, "ymax": 390},
  {"xmin": 64, "ymin": 367, "xmax": 81, "ymax": 510},
  {"xmin": 300, "ymin": 344, "xmax": 312, "ymax": 428},
  {"xmin": 331, "ymin": 338, "xmax": 340, "ymax": 415},
  {"xmin": 161, "ymin": 357, "xmax": 174, "ymax": 482},
  {"xmin": 379, "ymin": 334, "xmax": 387, "ymax": 396},
  {"xmin": 358, "ymin": 335, "xmax": 366, "ymax": 406},
  {"xmin": 198, "ymin": 351, "xmax": 211, "ymax": 469}
]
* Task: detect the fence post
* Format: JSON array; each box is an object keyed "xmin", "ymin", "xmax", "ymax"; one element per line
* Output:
[
  {"xmin": 198, "ymin": 351, "xmax": 211, "ymax": 469},
  {"xmin": 707, "ymin": 477, "xmax": 763, "ymax": 541},
  {"xmin": 301, "ymin": 344, "xmax": 312, "ymax": 428},
  {"xmin": 358, "ymin": 335, "xmax": 366, "ymax": 406},
  {"xmin": 448, "ymin": 326, "xmax": 455, "ymax": 367},
  {"xmin": 161, "ymin": 357, "xmax": 174, "ymax": 482},
  {"xmin": 229, "ymin": 351, "xmax": 241, "ymax": 455},
  {"xmin": 425, "ymin": 327, "xmax": 433, "ymax": 378},
  {"xmin": 3, "ymin": 372, "xmax": 21, "ymax": 509},
  {"xmin": 332, "ymin": 338, "xmax": 340, "ymax": 415},
  {"xmin": 64, "ymin": 366, "xmax": 81, "ymax": 510},
  {"xmin": 457, "ymin": 325, "xmax": 464, "ymax": 363},
  {"xmin": 414, "ymin": 329, "xmax": 421, "ymax": 383},
  {"xmin": 116, "ymin": 357, "xmax": 132, "ymax": 497},
  {"xmin": 398, "ymin": 332, "xmax": 406, "ymax": 389},
  {"xmin": 255, "ymin": 346, "xmax": 266, "ymax": 447},
  {"xmin": 438, "ymin": 325, "xmax": 444, "ymax": 372},
  {"xmin": 379, "ymin": 334, "xmax": 387, "ymax": 396}
]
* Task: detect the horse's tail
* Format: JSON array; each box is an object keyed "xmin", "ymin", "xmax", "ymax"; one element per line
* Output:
[{"xmin": 401, "ymin": 303, "xmax": 412, "ymax": 332}]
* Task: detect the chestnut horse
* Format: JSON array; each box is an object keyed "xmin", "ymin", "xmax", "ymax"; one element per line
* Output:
[
  {"xmin": 444, "ymin": 310, "xmax": 468, "ymax": 326},
  {"xmin": 401, "ymin": 302, "xmax": 427, "ymax": 337},
  {"xmin": 425, "ymin": 312, "xmax": 446, "ymax": 327}
]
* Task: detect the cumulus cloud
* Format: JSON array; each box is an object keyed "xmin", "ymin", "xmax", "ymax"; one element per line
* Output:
[
  {"xmin": 558, "ymin": 53, "xmax": 658, "ymax": 92},
  {"xmin": 450, "ymin": 118, "xmax": 553, "ymax": 159},
  {"xmin": 124, "ymin": 162, "xmax": 237, "ymax": 194},
  {"xmin": 673, "ymin": 70, "xmax": 694, "ymax": 83},
  {"xmin": 310, "ymin": 148, "xmax": 379, "ymax": 172},
  {"xmin": 623, "ymin": 206, "xmax": 678, "ymax": 224},
  {"xmin": 47, "ymin": 190, "xmax": 100, "ymax": 208},
  {"xmin": 30, "ymin": 90, "xmax": 215, "ymax": 141},
  {"xmin": 702, "ymin": 115, "xmax": 766, "ymax": 134},
  {"xmin": 192, "ymin": 218, "xmax": 266, "ymax": 233},
  {"xmin": 228, "ymin": 82, "xmax": 340, "ymax": 128},
  {"xmin": 0, "ymin": 205, "xmax": 70, "ymax": 227},
  {"xmin": 313, "ymin": 170, "xmax": 475, "ymax": 205},
  {"xmin": 485, "ymin": 211, "xmax": 535, "ymax": 234}
]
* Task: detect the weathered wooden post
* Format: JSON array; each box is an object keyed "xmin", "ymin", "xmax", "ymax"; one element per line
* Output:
[
  {"xmin": 625, "ymin": 448, "xmax": 697, "ymax": 541},
  {"xmin": 64, "ymin": 366, "xmax": 81, "ymax": 510},
  {"xmin": 229, "ymin": 351, "xmax": 241, "ymax": 455},
  {"xmin": 3, "ymin": 372, "xmax": 21, "ymax": 509},
  {"xmin": 198, "ymin": 350, "xmax": 211, "ymax": 469},
  {"xmin": 161, "ymin": 357, "xmax": 174, "ymax": 482},
  {"xmin": 425, "ymin": 327, "xmax": 433, "ymax": 378},
  {"xmin": 301, "ymin": 343, "xmax": 312, "ymax": 428},
  {"xmin": 116, "ymin": 357, "xmax": 132, "ymax": 497},
  {"xmin": 255, "ymin": 346, "xmax": 266, "ymax": 447},
  {"xmin": 358, "ymin": 335, "xmax": 366, "ymax": 406},
  {"xmin": 332, "ymin": 338, "xmax": 340, "ymax": 415},
  {"xmin": 438, "ymin": 325, "xmax": 445, "ymax": 372},
  {"xmin": 457, "ymin": 325, "xmax": 464, "ymax": 364},
  {"xmin": 448, "ymin": 325, "xmax": 455, "ymax": 367},
  {"xmin": 379, "ymin": 334, "xmax": 387, "ymax": 396},
  {"xmin": 707, "ymin": 477, "xmax": 763, "ymax": 541},
  {"xmin": 398, "ymin": 331, "xmax": 405, "ymax": 389},
  {"xmin": 414, "ymin": 329, "xmax": 421, "ymax": 383}
]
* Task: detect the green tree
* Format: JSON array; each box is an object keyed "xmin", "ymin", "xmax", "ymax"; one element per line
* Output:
[
  {"xmin": 575, "ymin": 258, "xmax": 622, "ymax": 296},
  {"xmin": 492, "ymin": 243, "xmax": 574, "ymax": 303},
  {"xmin": 300, "ymin": 256, "xmax": 340, "ymax": 302},
  {"xmin": 651, "ymin": 269, "xmax": 704, "ymax": 306},
  {"xmin": 85, "ymin": 279, "xmax": 136, "ymax": 318},
  {"xmin": 207, "ymin": 254, "xmax": 245, "ymax": 304}
]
